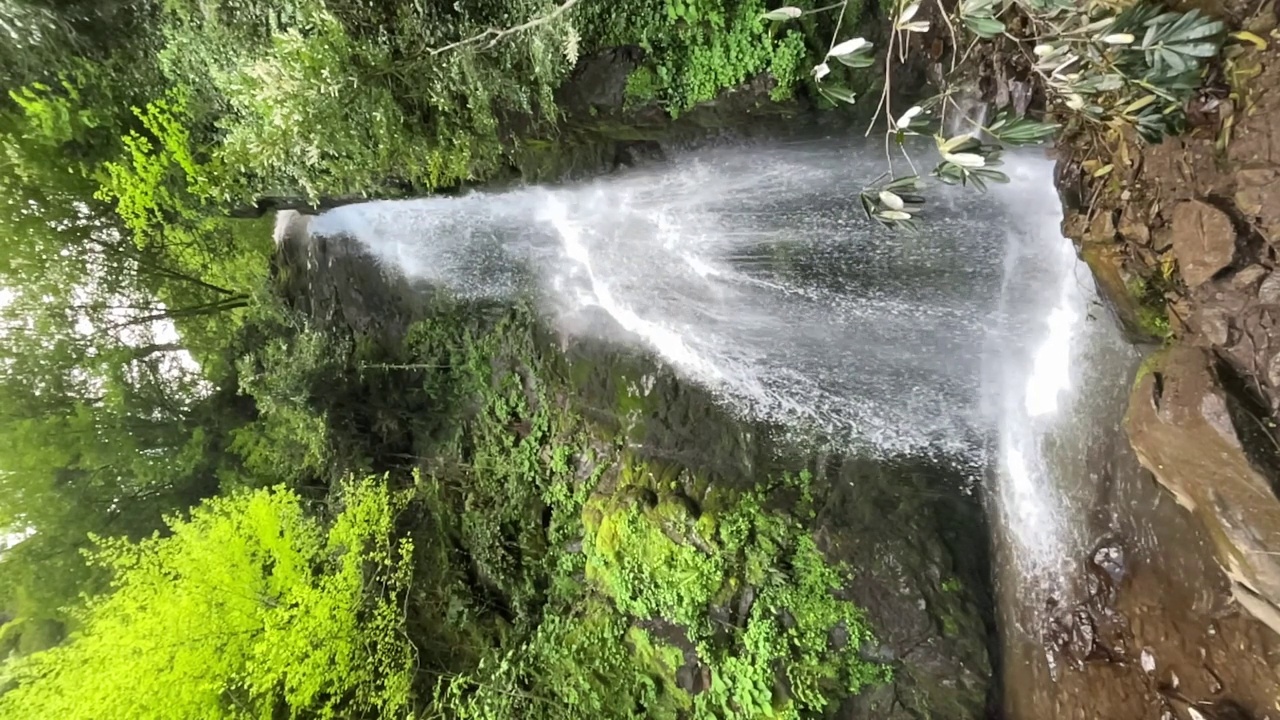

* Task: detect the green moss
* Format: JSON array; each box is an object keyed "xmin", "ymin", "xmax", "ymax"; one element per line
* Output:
[
  {"xmin": 1125, "ymin": 276, "xmax": 1173, "ymax": 340},
  {"xmin": 587, "ymin": 499, "xmax": 724, "ymax": 627},
  {"xmin": 625, "ymin": 66, "xmax": 661, "ymax": 106},
  {"xmin": 584, "ymin": 478, "xmax": 889, "ymax": 718}
]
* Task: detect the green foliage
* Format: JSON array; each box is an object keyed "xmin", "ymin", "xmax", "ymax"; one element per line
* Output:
[
  {"xmin": 1126, "ymin": 275, "xmax": 1173, "ymax": 340},
  {"xmin": 0, "ymin": 477, "xmax": 415, "ymax": 720},
  {"xmin": 434, "ymin": 608, "xmax": 674, "ymax": 720},
  {"xmin": 625, "ymin": 66, "xmax": 662, "ymax": 105},
  {"xmin": 231, "ymin": 326, "xmax": 344, "ymax": 487},
  {"xmin": 1026, "ymin": 6, "xmax": 1226, "ymax": 143},
  {"xmin": 580, "ymin": 0, "xmax": 819, "ymax": 114},
  {"xmin": 584, "ymin": 486, "xmax": 887, "ymax": 718},
  {"xmin": 275, "ymin": 305, "xmax": 890, "ymax": 720}
]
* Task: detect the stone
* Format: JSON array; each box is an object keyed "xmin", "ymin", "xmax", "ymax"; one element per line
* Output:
[
  {"xmin": 1227, "ymin": 264, "xmax": 1269, "ymax": 292},
  {"xmin": 1089, "ymin": 209, "xmax": 1117, "ymax": 242},
  {"xmin": 1118, "ymin": 204, "xmax": 1151, "ymax": 245},
  {"xmin": 1150, "ymin": 226, "xmax": 1174, "ymax": 252},
  {"xmin": 1079, "ymin": 241, "xmax": 1155, "ymax": 341},
  {"xmin": 1170, "ymin": 200, "xmax": 1237, "ymax": 287},
  {"xmin": 1193, "ymin": 307, "xmax": 1231, "ymax": 346},
  {"xmin": 1260, "ymin": 272, "xmax": 1280, "ymax": 305},
  {"xmin": 1236, "ymin": 166, "xmax": 1280, "ymax": 245},
  {"xmin": 1126, "ymin": 347, "xmax": 1280, "ymax": 637}
]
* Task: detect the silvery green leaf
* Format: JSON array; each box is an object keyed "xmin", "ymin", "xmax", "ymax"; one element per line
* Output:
[
  {"xmin": 1102, "ymin": 33, "xmax": 1136, "ymax": 44},
  {"xmin": 761, "ymin": 6, "xmax": 803, "ymax": 20},
  {"xmin": 859, "ymin": 194, "xmax": 878, "ymax": 219},
  {"xmin": 829, "ymin": 37, "xmax": 870, "ymax": 57},
  {"xmin": 965, "ymin": 16, "xmax": 1005, "ymax": 38},
  {"xmin": 973, "ymin": 168, "xmax": 1010, "ymax": 183},
  {"xmin": 900, "ymin": 20, "xmax": 931, "ymax": 32},
  {"xmin": 899, "ymin": 2, "xmax": 922, "ymax": 23},
  {"xmin": 879, "ymin": 191, "xmax": 905, "ymax": 210},
  {"xmin": 938, "ymin": 134, "xmax": 979, "ymax": 153},
  {"xmin": 836, "ymin": 53, "xmax": 875, "ymax": 68},
  {"xmin": 1081, "ymin": 17, "xmax": 1117, "ymax": 34},
  {"xmin": 1171, "ymin": 41, "xmax": 1221, "ymax": 57},
  {"xmin": 819, "ymin": 85, "xmax": 857, "ymax": 104},
  {"xmin": 942, "ymin": 151, "xmax": 985, "ymax": 168},
  {"xmin": 1143, "ymin": 11, "xmax": 1182, "ymax": 28},
  {"xmin": 886, "ymin": 175, "xmax": 923, "ymax": 191},
  {"xmin": 896, "ymin": 106, "xmax": 923, "ymax": 127},
  {"xmin": 878, "ymin": 210, "xmax": 913, "ymax": 221}
]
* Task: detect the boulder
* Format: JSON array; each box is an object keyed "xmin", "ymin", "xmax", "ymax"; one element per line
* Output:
[
  {"xmin": 1169, "ymin": 200, "xmax": 1237, "ymax": 287},
  {"xmin": 1126, "ymin": 346, "xmax": 1280, "ymax": 636}
]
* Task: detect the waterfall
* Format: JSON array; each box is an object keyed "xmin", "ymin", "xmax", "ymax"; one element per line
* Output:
[{"xmin": 310, "ymin": 133, "xmax": 1136, "ymax": 639}]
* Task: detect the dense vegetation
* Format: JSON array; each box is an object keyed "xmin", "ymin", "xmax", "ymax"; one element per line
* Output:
[
  {"xmin": 0, "ymin": 0, "xmax": 1227, "ymax": 714},
  {"xmin": 0, "ymin": 1, "xmax": 900, "ymax": 716}
]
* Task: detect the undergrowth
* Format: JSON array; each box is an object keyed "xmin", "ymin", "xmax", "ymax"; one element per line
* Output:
[
  {"xmin": 327, "ymin": 302, "xmax": 891, "ymax": 718},
  {"xmin": 579, "ymin": 0, "xmax": 821, "ymax": 113}
]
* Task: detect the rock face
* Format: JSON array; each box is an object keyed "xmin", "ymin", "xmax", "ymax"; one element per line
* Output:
[
  {"xmin": 821, "ymin": 458, "xmax": 993, "ymax": 720},
  {"xmin": 1126, "ymin": 346, "xmax": 1280, "ymax": 635}
]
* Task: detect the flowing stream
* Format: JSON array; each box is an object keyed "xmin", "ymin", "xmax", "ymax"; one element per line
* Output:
[{"xmin": 310, "ymin": 136, "xmax": 1141, "ymax": 716}]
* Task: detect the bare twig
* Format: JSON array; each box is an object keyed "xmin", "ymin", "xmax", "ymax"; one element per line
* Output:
[
  {"xmin": 935, "ymin": 0, "xmax": 960, "ymax": 75},
  {"xmin": 427, "ymin": 0, "xmax": 583, "ymax": 56}
]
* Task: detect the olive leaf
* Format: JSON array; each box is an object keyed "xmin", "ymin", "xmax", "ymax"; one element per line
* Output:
[{"xmin": 761, "ymin": 6, "xmax": 803, "ymax": 20}]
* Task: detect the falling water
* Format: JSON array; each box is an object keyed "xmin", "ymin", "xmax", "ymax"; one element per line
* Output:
[{"xmin": 310, "ymin": 136, "xmax": 1138, "ymax": 701}]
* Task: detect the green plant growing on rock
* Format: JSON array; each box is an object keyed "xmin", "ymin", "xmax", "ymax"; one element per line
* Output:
[{"xmin": 583, "ymin": 487, "xmax": 888, "ymax": 719}]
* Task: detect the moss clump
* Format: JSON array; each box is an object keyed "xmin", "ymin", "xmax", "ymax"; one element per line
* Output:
[
  {"xmin": 585, "ymin": 483, "xmax": 890, "ymax": 718},
  {"xmin": 1126, "ymin": 275, "xmax": 1173, "ymax": 340},
  {"xmin": 625, "ymin": 66, "xmax": 661, "ymax": 106}
]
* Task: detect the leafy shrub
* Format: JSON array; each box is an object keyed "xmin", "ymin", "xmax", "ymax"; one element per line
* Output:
[
  {"xmin": 0, "ymin": 477, "xmax": 416, "ymax": 720},
  {"xmin": 580, "ymin": 0, "xmax": 819, "ymax": 113}
]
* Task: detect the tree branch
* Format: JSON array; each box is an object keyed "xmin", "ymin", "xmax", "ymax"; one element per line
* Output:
[{"xmin": 427, "ymin": 0, "xmax": 583, "ymax": 56}]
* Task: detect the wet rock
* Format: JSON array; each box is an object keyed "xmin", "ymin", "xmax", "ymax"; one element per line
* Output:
[
  {"xmin": 1170, "ymin": 200, "xmax": 1237, "ymax": 287},
  {"xmin": 1079, "ymin": 239, "xmax": 1156, "ymax": 341},
  {"xmin": 1227, "ymin": 264, "xmax": 1269, "ymax": 293},
  {"xmin": 1126, "ymin": 347, "xmax": 1280, "ymax": 636},
  {"xmin": 674, "ymin": 664, "xmax": 712, "ymax": 695},
  {"xmin": 1089, "ymin": 209, "xmax": 1117, "ymax": 242},
  {"xmin": 555, "ymin": 47, "xmax": 645, "ymax": 115},
  {"xmin": 826, "ymin": 458, "xmax": 993, "ymax": 720},
  {"xmin": 620, "ymin": 485, "xmax": 659, "ymax": 510},
  {"xmin": 1194, "ymin": 307, "xmax": 1232, "ymax": 346},
  {"xmin": 734, "ymin": 586, "xmax": 756, "ymax": 626}
]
